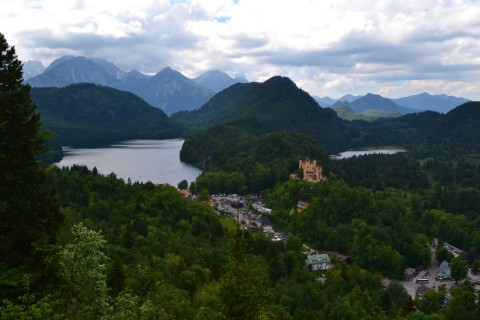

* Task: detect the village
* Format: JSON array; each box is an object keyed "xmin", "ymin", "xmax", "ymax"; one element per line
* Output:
[{"xmin": 179, "ymin": 159, "xmax": 480, "ymax": 300}]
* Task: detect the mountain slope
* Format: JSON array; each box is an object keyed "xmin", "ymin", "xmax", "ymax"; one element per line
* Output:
[
  {"xmin": 350, "ymin": 93, "xmax": 415, "ymax": 114},
  {"xmin": 23, "ymin": 60, "xmax": 45, "ymax": 79},
  {"xmin": 393, "ymin": 92, "xmax": 469, "ymax": 113},
  {"xmin": 173, "ymin": 76, "xmax": 359, "ymax": 152},
  {"xmin": 30, "ymin": 83, "xmax": 180, "ymax": 146},
  {"xmin": 314, "ymin": 96, "xmax": 336, "ymax": 107},
  {"xmin": 27, "ymin": 56, "xmax": 215, "ymax": 115},
  {"xmin": 27, "ymin": 56, "xmax": 126, "ymax": 88},
  {"xmin": 193, "ymin": 70, "xmax": 248, "ymax": 92},
  {"xmin": 338, "ymin": 94, "xmax": 361, "ymax": 102},
  {"xmin": 138, "ymin": 67, "xmax": 214, "ymax": 115}
]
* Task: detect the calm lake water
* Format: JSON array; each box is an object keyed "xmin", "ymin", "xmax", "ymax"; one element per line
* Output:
[
  {"xmin": 56, "ymin": 139, "xmax": 202, "ymax": 185},
  {"xmin": 331, "ymin": 149, "xmax": 405, "ymax": 160}
]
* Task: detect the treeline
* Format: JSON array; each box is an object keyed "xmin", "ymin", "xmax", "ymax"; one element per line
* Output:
[
  {"xmin": 2, "ymin": 165, "xmax": 433, "ymax": 319},
  {"xmin": 4, "ymin": 164, "xmax": 480, "ymax": 319},
  {"xmin": 349, "ymin": 102, "xmax": 480, "ymax": 159},
  {"xmin": 3, "ymin": 164, "xmax": 478, "ymax": 319}
]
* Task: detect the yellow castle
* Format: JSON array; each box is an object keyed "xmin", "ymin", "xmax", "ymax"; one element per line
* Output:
[{"xmin": 290, "ymin": 159, "xmax": 325, "ymax": 183}]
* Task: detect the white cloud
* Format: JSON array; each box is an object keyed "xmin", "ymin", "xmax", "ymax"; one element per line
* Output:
[{"xmin": 1, "ymin": 0, "xmax": 480, "ymax": 99}]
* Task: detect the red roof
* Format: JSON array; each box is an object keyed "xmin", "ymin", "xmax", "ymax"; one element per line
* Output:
[{"xmin": 178, "ymin": 189, "xmax": 192, "ymax": 197}]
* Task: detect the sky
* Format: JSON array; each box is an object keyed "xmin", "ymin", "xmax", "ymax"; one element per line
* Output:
[{"xmin": 1, "ymin": 0, "xmax": 480, "ymax": 100}]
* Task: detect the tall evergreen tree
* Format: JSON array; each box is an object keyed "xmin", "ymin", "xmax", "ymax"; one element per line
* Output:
[{"xmin": 0, "ymin": 33, "xmax": 62, "ymax": 269}]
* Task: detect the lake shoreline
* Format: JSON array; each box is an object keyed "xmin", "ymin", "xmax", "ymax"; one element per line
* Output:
[
  {"xmin": 330, "ymin": 148, "xmax": 406, "ymax": 160},
  {"xmin": 55, "ymin": 139, "xmax": 202, "ymax": 186}
]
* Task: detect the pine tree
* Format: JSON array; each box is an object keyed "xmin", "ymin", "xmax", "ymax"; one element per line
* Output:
[{"xmin": 0, "ymin": 33, "xmax": 62, "ymax": 269}]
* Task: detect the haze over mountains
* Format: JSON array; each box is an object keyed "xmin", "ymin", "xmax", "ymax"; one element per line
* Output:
[
  {"xmin": 317, "ymin": 92, "xmax": 469, "ymax": 115},
  {"xmin": 26, "ymin": 56, "xmax": 469, "ymax": 118},
  {"xmin": 26, "ymin": 56, "xmax": 246, "ymax": 115}
]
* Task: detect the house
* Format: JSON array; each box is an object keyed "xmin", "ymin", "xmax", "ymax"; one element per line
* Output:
[
  {"xmin": 252, "ymin": 201, "xmax": 272, "ymax": 214},
  {"xmin": 297, "ymin": 201, "xmax": 309, "ymax": 213},
  {"xmin": 436, "ymin": 261, "xmax": 451, "ymax": 280},
  {"xmin": 305, "ymin": 252, "xmax": 331, "ymax": 271},
  {"xmin": 272, "ymin": 232, "xmax": 290, "ymax": 242},
  {"xmin": 177, "ymin": 189, "xmax": 192, "ymax": 197}
]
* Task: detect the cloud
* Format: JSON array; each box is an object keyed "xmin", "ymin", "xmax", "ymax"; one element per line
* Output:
[{"xmin": 1, "ymin": 0, "xmax": 480, "ymax": 99}]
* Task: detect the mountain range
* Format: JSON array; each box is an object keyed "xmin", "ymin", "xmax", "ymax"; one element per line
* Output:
[
  {"xmin": 26, "ymin": 56, "xmax": 247, "ymax": 115},
  {"xmin": 27, "ymin": 55, "xmax": 469, "ymax": 117},
  {"xmin": 316, "ymin": 92, "xmax": 468, "ymax": 115},
  {"xmin": 28, "ymin": 69, "xmax": 480, "ymax": 159},
  {"xmin": 392, "ymin": 92, "xmax": 470, "ymax": 113}
]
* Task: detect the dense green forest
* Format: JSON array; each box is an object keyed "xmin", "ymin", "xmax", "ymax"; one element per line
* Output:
[
  {"xmin": 180, "ymin": 126, "xmax": 329, "ymax": 194},
  {"xmin": 30, "ymin": 84, "xmax": 181, "ymax": 146},
  {"xmin": 3, "ymin": 32, "xmax": 480, "ymax": 319},
  {"xmin": 172, "ymin": 76, "xmax": 359, "ymax": 153}
]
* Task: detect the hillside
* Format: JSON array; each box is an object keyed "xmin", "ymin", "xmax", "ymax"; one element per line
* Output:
[
  {"xmin": 331, "ymin": 104, "xmax": 375, "ymax": 121},
  {"xmin": 30, "ymin": 83, "xmax": 180, "ymax": 146},
  {"xmin": 418, "ymin": 101, "xmax": 480, "ymax": 155},
  {"xmin": 180, "ymin": 126, "xmax": 329, "ymax": 193},
  {"xmin": 349, "ymin": 101, "xmax": 480, "ymax": 157},
  {"xmin": 173, "ymin": 76, "xmax": 359, "ymax": 152}
]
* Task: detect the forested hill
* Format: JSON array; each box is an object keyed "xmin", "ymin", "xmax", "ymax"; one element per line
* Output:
[
  {"xmin": 180, "ymin": 126, "xmax": 330, "ymax": 193},
  {"xmin": 419, "ymin": 101, "xmax": 480, "ymax": 155},
  {"xmin": 351, "ymin": 101, "xmax": 480, "ymax": 157},
  {"xmin": 172, "ymin": 76, "xmax": 360, "ymax": 153},
  {"xmin": 30, "ymin": 83, "xmax": 181, "ymax": 146}
]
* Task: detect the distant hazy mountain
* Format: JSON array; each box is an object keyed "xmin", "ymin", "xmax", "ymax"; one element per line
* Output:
[
  {"xmin": 314, "ymin": 96, "xmax": 336, "ymax": 107},
  {"xmin": 193, "ymin": 70, "xmax": 248, "ymax": 92},
  {"xmin": 350, "ymin": 93, "xmax": 415, "ymax": 115},
  {"xmin": 393, "ymin": 92, "xmax": 469, "ymax": 113},
  {"xmin": 135, "ymin": 67, "xmax": 214, "ymax": 115},
  {"xmin": 26, "ymin": 56, "xmax": 215, "ymax": 115},
  {"xmin": 337, "ymin": 94, "xmax": 361, "ymax": 103},
  {"xmin": 23, "ymin": 60, "xmax": 45, "ymax": 80},
  {"xmin": 173, "ymin": 76, "xmax": 358, "ymax": 152},
  {"xmin": 27, "ymin": 56, "xmax": 126, "ymax": 88},
  {"xmin": 30, "ymin": 83, "xmax": 180, "ymax": 146}
]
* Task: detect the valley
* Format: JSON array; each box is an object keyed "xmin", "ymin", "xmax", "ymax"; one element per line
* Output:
[{"xmin": 3, "ymin": 34, "xmax": 480, "ymax": 319}]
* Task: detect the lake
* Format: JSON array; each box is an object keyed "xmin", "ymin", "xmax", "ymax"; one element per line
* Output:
[
  {"xmin": 330, "ymin": 149, "xmax": 405, "ymax": 160},
  {"xmin": 56, "ymin": 139, "xmax": 202, "ymax": 185}
]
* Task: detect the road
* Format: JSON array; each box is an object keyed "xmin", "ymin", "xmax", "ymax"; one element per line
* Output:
[{"xmin": 399, "ymin": 246, "xmax": 480, "ymax": 298}]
